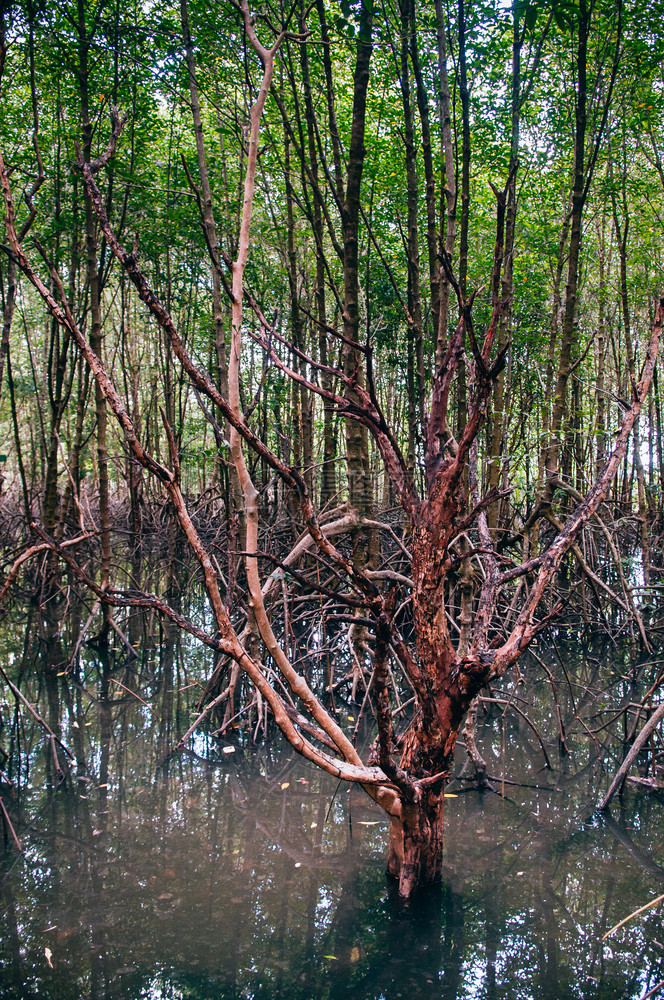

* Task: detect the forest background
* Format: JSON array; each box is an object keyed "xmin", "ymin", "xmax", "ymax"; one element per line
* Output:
[{"xmin": 1, "ymin": 0, "xmax": 664, "ymax": 897}]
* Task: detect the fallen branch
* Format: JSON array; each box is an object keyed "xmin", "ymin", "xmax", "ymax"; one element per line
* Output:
[{"xmin": 599, "ymin": 701, "xmax": 664, "ymax": 811}]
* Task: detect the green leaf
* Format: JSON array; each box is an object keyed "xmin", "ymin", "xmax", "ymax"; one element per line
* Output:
[{"xmin": 524, "ymin": 3, "xmax": 538, "ymax": 32}]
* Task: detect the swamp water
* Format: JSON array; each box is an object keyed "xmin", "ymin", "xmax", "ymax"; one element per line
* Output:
[{"xmin": 0, "ymin": 604, "xmax": 663, "ymax": 999}]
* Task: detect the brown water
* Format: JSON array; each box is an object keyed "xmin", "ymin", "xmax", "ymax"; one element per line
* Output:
[{"xmin": 1, "ymin": 602, "xmax": 663, "ymax": 999}]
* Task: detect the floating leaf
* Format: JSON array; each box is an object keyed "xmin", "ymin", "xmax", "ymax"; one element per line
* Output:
[
  {"xmin": 310, "ymin": 822, "xmax": 318, "ymax": 829},
  {"xmin": 444, "ymin": 793, "xmax": 458, "ymax": 798},
  {"xmin": 347, "ymin": 716, "xmax": 355, "ymax": 722},
  {"xmin": 280, "ymin": 782, "xmax": 290, "ymax": 790},
  {"xmin": 44, "ymin": 947, "xmax": 54, "ymax": 969},
  {"xmin": 323, "ymin": 955, "xmax": 338, "ymax": 961},
  {"xmin": 294, "ymin": 862, "xmax": 301, "ymax": 868},
  {"xmin": 72, "ymin": 721, "xmax": 80, "ymax": 728},
  {"xmin": 222, "ymin": 746, "xmax": 235, "ymax": 754},
  {"xmin": 92, "ymin": 829, "xmax": 103, "ymax": 836},
  {"xmin": 350, "ymin": 946, "xmax": 360, "ymax": 962}
]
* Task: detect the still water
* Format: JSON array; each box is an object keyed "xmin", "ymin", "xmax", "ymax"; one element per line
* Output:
[{"xmin": 0, "ymin": 604, "xmax": 663, "ymax": 999}]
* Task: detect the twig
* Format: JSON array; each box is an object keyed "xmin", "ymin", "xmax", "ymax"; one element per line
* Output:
[
  {"xmin": 110, "ymin": 678, "xmax": 157, "ymax": 716},
  {"xmin": 601, "ymin": 893, "xmax": 664, "ymax": 941}
]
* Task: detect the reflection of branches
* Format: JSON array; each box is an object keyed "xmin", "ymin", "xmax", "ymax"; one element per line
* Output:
[
  {"xmin": 0, "ymin": 532, "xmax": 92, "ymax": 604},
  {"xmin": 230, "ymin": 769, "xmax": 386, "ymax": 872},
  {"xmin": 0, "ymin": 661, "xmax": 72, "ymax": 760}
]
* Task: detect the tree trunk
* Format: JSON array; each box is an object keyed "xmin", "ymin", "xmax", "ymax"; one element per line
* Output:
[
  {"xmin": 341, "ymin": 0, "xmax": 376, "ymax": 566},
  {"xmin": 594, "ymin": 199, "xmax": 609, "ymax": 477},
  {"xmin": 456, "ymin": 0, "xmax": 471, "ymax": 437},
  {"xmin": 435, "ymin": 0, "xmax": 457, "ymax": 369},
  {"xmin": 180, "ymin": 0, "xmax": 243, "ymax": 529},
  {"xmin": 612, "ymin": 151, "xmax": 650, "ymax": 583},
  {"xmin": 487, "ymin": 2, "xmax": 521, "ymax": 533},
  {"xmin": 78, "ymin": 0, "xmax": 112, "ymax": 630},
  {"xmin": 387, "ymin": 791, "xmax": 445, "ymax": 896},
  {"xmin": 398, "ymin": 0, "xmax": 425, "ymax": 474},
  {"xmin": 409, "ymin": 0, "xmax": 440, "ymax": 345},
  {"xmin": 300, "ymin": 0, "xmax": 335, "ymax": 505}
]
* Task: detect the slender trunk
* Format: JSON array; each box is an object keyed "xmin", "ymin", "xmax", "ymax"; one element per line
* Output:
[
  {"xmin": 0, "ymin": 255, "xmax": 16, "ymax": 397},
  {"xmin": 180, "ymin": 0, "xmax": 244, "ymax": 527},
  {"xmin": 341, "ymin": 1, "xmax": 376, "ymax": 565},
  {"xmin": 62, "ymin": 354, "xmax": 89, "ymax": 531},
  {"xmin": 398, "ymin": 0, "xmax": 425, "ymax": 471},
  {"xmin": 180, "ymin": 0, "xmax": 228, "ymax": 400},
  {"xmin": 654, "ymin": 366, "xmax": 664, "ymax": 501},
  {"xmin": 284, "ymin": 128, "xmax": 303, "ymax": 477},
  {"xmin": 283, "ymin": 122, "xmax": 313, "ymax": 496},
  {"xmin": 122, "ymin": 281, "xmax": 144, "ymax": 539},
  {"xmin": 409, "ymin": 0, "xmax": 440, "ymax": 343},
  {"xmin": 488, "ymin": 3, "xmax": 521, "ymax": 532},
  {"xmin": 456, "ymin": 0, "xmax": 471, "ymax": 436},
  {"xmin": 595, "ymin": 204, "xmax": 609, "ymax": 476},
  {"xmin": 435, "ymin": 0, "xmax": 457, "ymax": 368},
  {"xmin": 612, "ymin": 170, "xmax": 649, "ymax": 583},
  {"xmin": 302, "ymin": 1, "xmax": 335, "ymax": 504},
  {"xmin": 6, "ymin": 348, "xmax": 31, "ymax": 522},
  {"xmin": 78, "ymin": 0, "xmax": 111, "ymax": 625},
  {"xmin": 544, "ymin": 0, "xmax": 616, "ymax": 498}
]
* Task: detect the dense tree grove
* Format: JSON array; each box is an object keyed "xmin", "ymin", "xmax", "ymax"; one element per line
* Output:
[{"xmin": 1, "ymin": 0, "xmax": 664, "ymax": 896}]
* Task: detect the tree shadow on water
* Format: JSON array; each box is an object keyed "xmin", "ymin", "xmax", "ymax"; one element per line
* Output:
[{"xmin": 322, "ymin": 877, "xmax": 464, "ymax": 1000}]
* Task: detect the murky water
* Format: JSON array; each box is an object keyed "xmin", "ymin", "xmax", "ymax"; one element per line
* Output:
[{"xmin": 1, "ymin": 599, "xmax": 663, "ymax": 999}]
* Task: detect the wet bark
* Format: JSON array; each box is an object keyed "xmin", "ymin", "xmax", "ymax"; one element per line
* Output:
[{"xmin": 387, "ymin": 793, "xmax": 445, "ymax": 895}]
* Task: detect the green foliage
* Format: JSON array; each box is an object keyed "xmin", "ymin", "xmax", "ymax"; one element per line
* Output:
[{"xmin": 0, "ymin": 0, "xmax": 662, "ymax": 513}]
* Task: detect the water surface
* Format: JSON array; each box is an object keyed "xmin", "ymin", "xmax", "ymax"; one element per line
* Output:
[{"xmin": 1, "ymin": 605, "xmax": 663, "ymax": 999}]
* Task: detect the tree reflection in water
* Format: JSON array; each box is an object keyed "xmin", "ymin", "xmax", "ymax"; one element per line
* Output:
[{"xmin": 1, "ymin": 594, "xmax": 663, "ymax": 999}]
